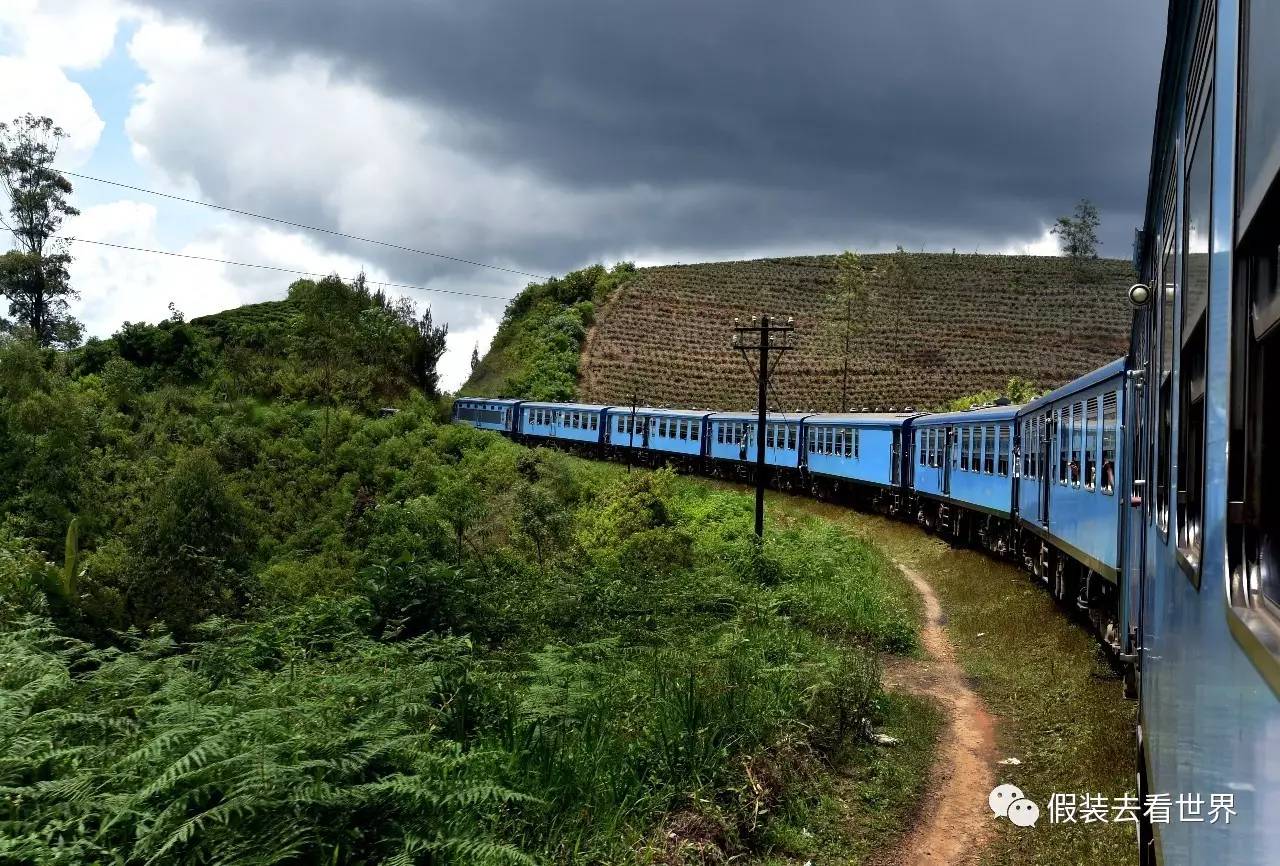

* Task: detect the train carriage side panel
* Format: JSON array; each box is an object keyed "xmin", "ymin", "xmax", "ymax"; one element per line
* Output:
[
  {"xmin": 452, "ymin": 397, "xmax": 523, "ymax": 433},
  {"xmin": 1016, "ymin": 360, "xmax": 1126, "ymax": 579},
  {"xmin": 913, "ymin": 406, "xmax": 1018, "ymax": 518},
  {"xmin": 707, "ymin": 412, "xmax": 811, "ymax": 469},
  {"xmin": 805, "ymin": 413, "xmax": 920, "ymax": 488}
]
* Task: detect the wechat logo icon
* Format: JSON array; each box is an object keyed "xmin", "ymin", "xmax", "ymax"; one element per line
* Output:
[{"xmin": 990, "ymin": 783, "xmax": 1039, "ymax": 828}]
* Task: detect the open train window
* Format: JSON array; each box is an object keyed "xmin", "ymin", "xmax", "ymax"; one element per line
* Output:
[
  {"xmin": 998, "ymin": 425, "xmax": 1009, "ymax": 477},
  {"xmin": 1058, "ymin": 409, "xmax": 1068, "ymax": 484},
  {"xmin": 1157, "ymin": 232, "xmax": 1177, "ymax": 536},
  {"xmin": 1084, "ymin": 398, "xmax": 1098, "ymax": 490},
  {"xmin": 1178, "ymin": 89, "xmax": 1212, "ymax": 583},
  {"xmin": 1228, "ymin": 0, "xmax": 1280, "ymax": 690},
  {"xmin": 1102, "ymin": 393, "xmax": 1118, "ymax": 495},
  {"xmin": 981, "ymin": 426, "xmax": 993, "ymax": 474}
]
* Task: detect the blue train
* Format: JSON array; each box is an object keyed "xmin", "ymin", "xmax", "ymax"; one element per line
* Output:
[
  {"xmin": 456, "ymin": 1, "xmax": 1280, "ymax": 860},
  {"xmin": 455, "ymin": 378, "xmax": 1130, "ymax": 654}
]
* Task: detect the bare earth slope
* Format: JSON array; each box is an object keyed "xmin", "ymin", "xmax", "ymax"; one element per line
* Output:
[{"xmin": 578, "ymin": 253, "xmax": 1133, "ymax": 410}]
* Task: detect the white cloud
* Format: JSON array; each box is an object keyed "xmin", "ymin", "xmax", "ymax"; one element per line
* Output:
[
  {"xmin": 1001, "ymin": 225, "xmax": 1061, "ymax": 257},
  {"xmin": 0, "ymin": 56, "xmax": 104, "ymax": 166},
  {"xmin": 0, "ymin": 0, "xmax": 127, "ymax": 71},
  {"xmin": 440, "ymin": 316, "xmax": 499, "ymax": 393},
  {"xmin": 65, "ymin": 199, "xmax": 398, "ymax": 335}
]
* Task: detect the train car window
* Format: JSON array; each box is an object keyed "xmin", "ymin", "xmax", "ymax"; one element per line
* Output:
[
  {"xmin": 1157, "ymin": 228, "xmax": 1177, "ymax": 534},
  {"xmin": 1240, "ymin": 0, "xmax": 1280, "ymax": 230},
  {"xmin": 1084, "ymin": 398, "xmax": 1098, "ymax": 490},
  {"xmin": 981, "ymin": 426, "xmax": 992, "ymax": 474},
  {"xmin": 1068, "ymin": 403, "xmax": 1082, "ymax": 486},
  {"xmin": 692, "ymin": 422, "xmax": 700, "ymax": 442},
  {"xmin": 854, "ymin": 429, "xmax": 861, "ymax": 459},
  {"xmin": 919, "ymin": 431, "xmax": 926, "ymax": 465},
  {"xmin": 957, "ymin": 428, "xmax": 967, "ymax": 471},
  {"xmin": 1178, "ymin": 95, "xmax": 1212, "ymax": 579},
  {"xmin": 1057, "ymin": 410, "xmax": 1068, "ymax": 484},
  {"xmin": 1227, "ymin": 0, "xmax": 1280, "ymax": 676},
  {"xmin": 1102, "ymin": 393, "xmax": 1118, "ymax": 495},
  {"xmin": 998, "ymin": 425, "xmax": 1010, "ymax": 476},
  {"xmin": 952, "ymin": 429, "xmax": 961, "ymax": 469}
]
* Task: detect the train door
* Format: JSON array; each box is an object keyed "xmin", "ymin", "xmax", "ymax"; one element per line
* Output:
[
  {"xmin": 1124, "ymin": 360, "xmax": 1148, "ymax": 659},
  {"xmin": 891, "ymin": 429, "xmax": 902, "ymax": 486},
  {"xmin": 941, "ymin": 427, "xmax": 953, "ymax": 496},
  {"xmin": 1039, "ymin": 413, "xmax": 1053, "ymax": 527}
]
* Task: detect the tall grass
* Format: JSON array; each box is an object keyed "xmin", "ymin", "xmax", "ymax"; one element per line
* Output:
[{"xmin": 0, "ymin": 459, "xmax": 915, "ymax": 864}]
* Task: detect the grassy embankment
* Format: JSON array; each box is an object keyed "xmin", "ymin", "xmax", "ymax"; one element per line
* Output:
[{"xmin": 765, "ymin": 494, "xmax": 1136, "ymax": 865}]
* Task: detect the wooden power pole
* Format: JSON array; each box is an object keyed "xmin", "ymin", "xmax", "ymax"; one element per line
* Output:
[{"xmin": 732, "ymin": 314, "xmax": 795, "ymax": 538}]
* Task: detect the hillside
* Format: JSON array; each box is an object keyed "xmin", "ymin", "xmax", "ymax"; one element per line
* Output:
[{"xmin": 574, "ymin": 253, "xmax": 1133, "ymax": 411}]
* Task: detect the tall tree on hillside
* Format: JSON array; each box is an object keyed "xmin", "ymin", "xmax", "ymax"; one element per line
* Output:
[
  {"xmin": 0, "ymin": 115, "xmax": 82, "ymax": 347},
  {"xmin": 1052, "ymin": 198, "xmax": 1101, "ymax": 260},
  {"xmin": 408, "ymin": 306, "xmax": 448, "ymax": 396},
  {"xmin": 878, "ymin": 246, "xmax": 916, "ymax": 361},
  {"xmin": 828, "ymin": 251, "xmax": 869, "ymax": 412},
  {"xmin": 470, "ymin": 342, "xmax": 480, "ymax": 371}
]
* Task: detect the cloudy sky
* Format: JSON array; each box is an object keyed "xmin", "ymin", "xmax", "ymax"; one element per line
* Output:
[{"xmin": 1, "ymin": 0, "xmax": 1165, "ymax": 390}]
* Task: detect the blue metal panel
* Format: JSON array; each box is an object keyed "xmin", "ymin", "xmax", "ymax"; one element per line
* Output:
[
  {"xmin": 913, "ymin": 412, "xmax": 1017, "ymax": 517},
  {"xmin": 519, "ymin": 402, "xmax": 612, "ymax": 444},
  {"xmin": 707, "ymin": 413, "xmax": 811, "ymax": 469},
  {"xmin": 803, "ymin": 413, "xmax": 915, "ymax": 487},
  {"xmin": 1015, "ymin": 366, "xmax": 1125, "ymax": 574},
  {"xmin": 1137, "ymin": 4, "xmax": 1280, "ymax": 862},
  {"xmin": 453, "ymin": 398, "xmax": 521, "ymax": 432}
]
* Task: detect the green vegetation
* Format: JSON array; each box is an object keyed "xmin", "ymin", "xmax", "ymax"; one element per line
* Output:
[
  {"xmin": 793, "ymin": 503, "xmax": 1136, "ymax": 866},
  {"xmin": 0, "ymin": 281, "xmax": 925, "ymax": 864},
  {"xmin": 945, "ymin": 376, "xmax": 1044, "ymax": 411},
  {"xmin": 462, "ymin": 262, "xmax": 636, "ymax": 400}
]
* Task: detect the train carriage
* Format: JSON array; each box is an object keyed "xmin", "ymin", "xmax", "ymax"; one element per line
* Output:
[
  {"xmin": 804, "ymin": 412, "xmax": 919, "ymax": 505},
  {"xmin": 452, "ymin": 397, "xmax": 522, "ymax": 433},
  {"xmin": 707, "ymin": 412, "xmax": 812, "ymax": 484},
  {"xmin": 607, "ymin": 408, "xmax": 713, "ymax": 460},
  {"xmin": 1127, "ymin": 0, "xmax": 1280, "ymax": 862},
  {"xmin": 518, "ymin": 402, "xmax": 612, "ymax": 446},
  {"xmin": 1015, "ymin": 360, "xmax": 1126, "ymax": 615},
  {"xmin": 908, "ymin": 406, "xmax": 1018, "ymax": 548}
]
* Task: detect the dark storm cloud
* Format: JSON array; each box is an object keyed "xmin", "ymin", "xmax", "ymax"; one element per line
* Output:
[{"xmin": 141, "ymin": 0, "xmax": 1165, "ymax": 266}]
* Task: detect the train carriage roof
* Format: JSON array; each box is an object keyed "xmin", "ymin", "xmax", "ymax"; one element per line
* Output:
[
  {"xmin": 614, "ymin": 407, "xmax": 716, "ymax": 418},
  {"xmin": 707, "ymin": 411, "xmax": 814, "ymax": 423},
  {"xmin": 1018, "ymin": 358, "xmax": 1127, "ymax": 416},
  {"xmin": 915, "ymin": 405, "xmax": 1022, "ymax": 426},
  {"xmin": 519, "ymin": 402, "xmax": 615, "ymax": 411},
  {"xmin": 805, "ymin": 412, "xmax": 923, "ymax": 426},
  {"xmin": 455, "ymin": 396, "xmax": 524, "ymax": 405}
]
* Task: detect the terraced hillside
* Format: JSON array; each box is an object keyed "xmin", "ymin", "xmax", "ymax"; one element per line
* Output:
[{"xmin": 578, "ymin": 254, "xmax": 1134, "ymax": 411}]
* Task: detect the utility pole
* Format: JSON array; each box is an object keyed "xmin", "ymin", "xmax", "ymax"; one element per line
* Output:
[{"xmin": 732, "ymin": 314, "xmax": 795, "ymax": 538}]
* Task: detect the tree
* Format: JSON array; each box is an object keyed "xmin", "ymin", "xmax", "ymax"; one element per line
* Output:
[
  {"xmin": 828, "ymin": 251, "xmax": 868, "ymax": 412},
  {"xmin": 470, "ymin": 342, "xmax": 480, "ymax": 371},
  {"xmin": 408, "ymin": 305, "xmax": 448, "ymax": 396},
  {"xmin": 0, "ymin": 115, "xmax": 82, "ymax": 347},
  {"xmin": 289, "ymin": 275, "xmax": 365, "ymax": 440},
  {"xmin": 1051, "ymin": 198, "xmax": 1101, "ymax": 260}
]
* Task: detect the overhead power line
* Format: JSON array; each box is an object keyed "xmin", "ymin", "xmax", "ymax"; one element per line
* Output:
[
  {"xmin": 59, "ymin": 169, "xmax": 553, "ymax": 281},
  {"xmin": 63, "ymin": 236, "xmax": 517, "ymax": 302}
]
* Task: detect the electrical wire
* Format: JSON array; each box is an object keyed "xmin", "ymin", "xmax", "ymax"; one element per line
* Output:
[
  {"xmin": 62, "ymin": 236, "xmax": 517, "ymax": 302},
  {"xmin": 59, "ymin": 169, "xmax": 553, "ymax": 281}
]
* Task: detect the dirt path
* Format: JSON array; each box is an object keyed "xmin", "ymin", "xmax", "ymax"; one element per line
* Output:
[{"xmin": 877, "ymin": 562, "xmax": 999, "ymax": 866}]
